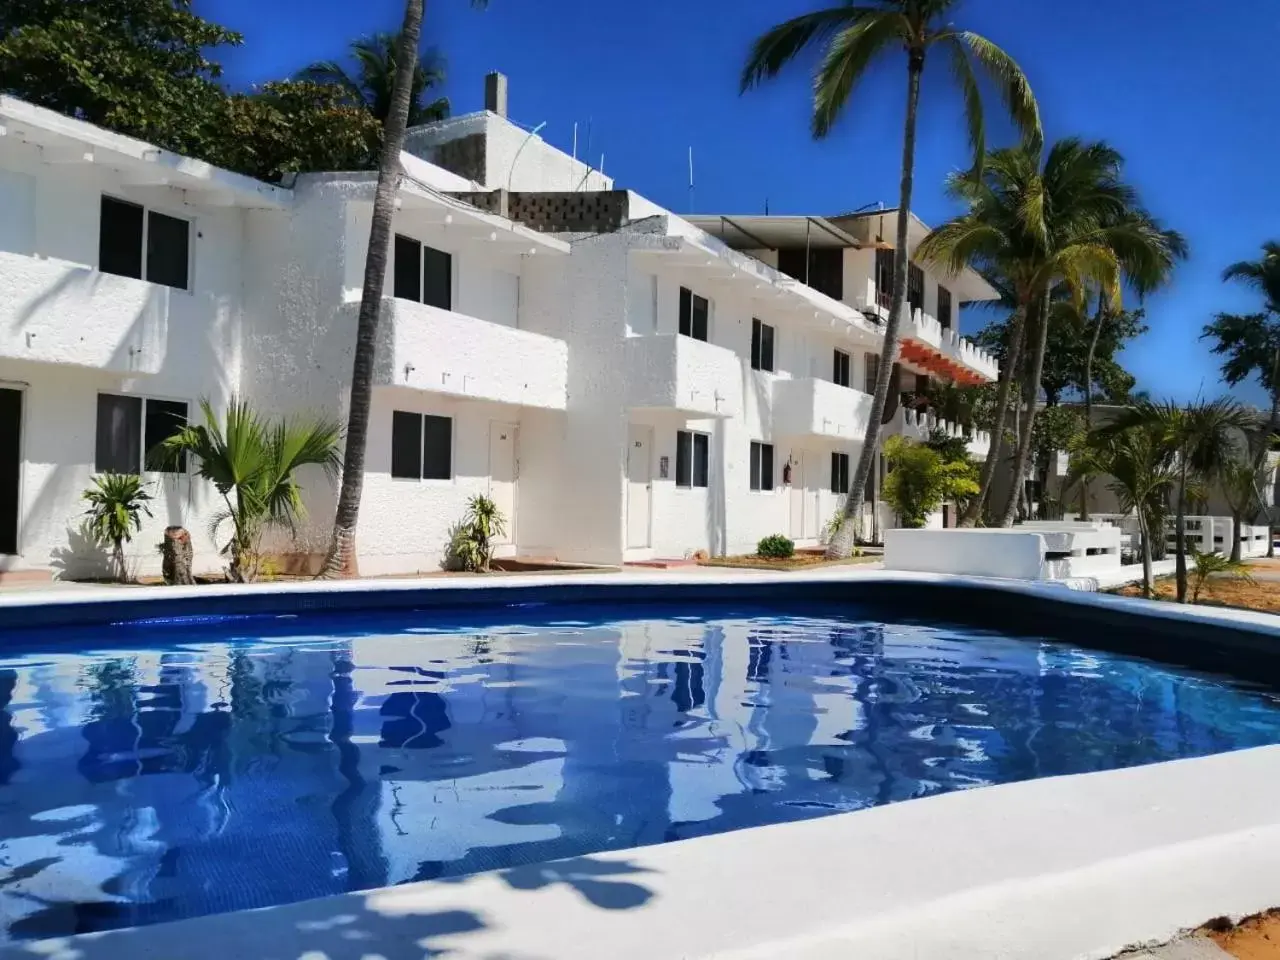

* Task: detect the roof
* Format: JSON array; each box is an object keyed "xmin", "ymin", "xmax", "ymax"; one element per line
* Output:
[
  {"xmin": 0, "ymin": 96, "xmax": 291, "ymax": 209},
  {"xmin": 684, "ymin": 215, "xmax": 862, "ymax": 250}
]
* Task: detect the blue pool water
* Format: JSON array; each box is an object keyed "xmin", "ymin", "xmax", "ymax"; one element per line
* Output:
[{"xmin": 2, "ymin": 602, "xmax": 1280, "ymax": 940}]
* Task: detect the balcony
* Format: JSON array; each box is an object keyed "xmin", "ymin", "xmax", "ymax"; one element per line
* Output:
[
  {"xmin": 900, "ymin": 308, "xmax": 1000, "ymax": 385},
  {"xmin": 0, "ymin": 251, "xmax": 200, "ymax": 375},
  {"xmin": 774, "ymin": 377, "xmax": 873, "ymax": 442},
  {"xmin": 626, "ymin": 334, "xmax": 740, "ymax": 419},
  {"xmin": 373, "ymin": 297, "xmax": 568, "ymax": 411},
  {"xmin": 894, "ymin": 406, "xmax": 991, "ymax": 460}
]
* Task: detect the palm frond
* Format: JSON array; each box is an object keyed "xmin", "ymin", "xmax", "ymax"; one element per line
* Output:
[
  {"xmin": 952, "ymin": 31, "xmax": 1041, "ymax": 152},
  {"xmin": 811, "ymin": 12, "xmax": 906, "ymax": 137},
  {"xmin": 740, "ymin": 6, "xmax": 885, "ymax": 93}
]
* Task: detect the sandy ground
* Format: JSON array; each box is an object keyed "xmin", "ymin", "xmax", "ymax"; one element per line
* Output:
[
  {"xmin": 1204, "ymin": 912, "xmax": 1280, "ymax": 958},
  {"xmin": 1118, "ymin": 568, "xmax": 1280, "ymax": 615}
]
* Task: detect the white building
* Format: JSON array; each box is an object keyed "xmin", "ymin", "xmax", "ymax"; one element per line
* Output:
[{"xmin": 0, "ymin": 77, "xmax": 998, "ymax": 581}]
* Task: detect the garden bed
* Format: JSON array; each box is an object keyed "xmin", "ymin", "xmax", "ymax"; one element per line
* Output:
[
  {"xmin": 697, "ymin": 551, "xmax": 878, "ymax": 571},
  {"xmin": 1115, "ymin": 574, "xmax": 1280, "ymax": 615}
]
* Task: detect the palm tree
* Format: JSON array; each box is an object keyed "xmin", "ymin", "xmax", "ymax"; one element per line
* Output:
[
  {"xmin": 81, "ymin": 473, "xmax": 154, "ymax": 583},
  {"xmin": 156, "ymin": 399, "xmax": 342, "ymax": 582},
  {"xmin": 322, "ymin": 1, "xmax": 487, "ymax": 578},
  {"xmin": 1203, "ymin": 241, "xmax": 1280, "ymax": 553},
  {"xmin": 919, "ymin": 140, "xmax": 1184, "ymax": 527},
  {"xmin": 297, "ymin": 31, "xmax": 450, "ymax": 126},
  {"xmin": 1067, "ymin": 425, "xmax": 1175, "ymax": 598},
  {"xmin": 1218, "ymin": 445, "xmax": 1265, "ymax": 563},
  {"xmin": 740, "ymin": 0, "xmax": 1040, "ymax": 558},
  {"xmin": 1104, "ymin": 398, "xmax": 1257, "ymax": 603}
]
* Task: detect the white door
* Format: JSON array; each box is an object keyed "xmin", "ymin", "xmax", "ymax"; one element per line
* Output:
[
  {"xmin": 804, "ymin": 451, "xmax": 821, "ymax": 540},
  {"xmin": 626, "ymin": 425, "xmax": 652, "ymax": 548},
  {"xmin": 789, "ymin": 454, "xmax": 805, "ymax": 539},
  {"xmin": 488, "ymin": 423, "xmax": 518, "ymax": 545}
]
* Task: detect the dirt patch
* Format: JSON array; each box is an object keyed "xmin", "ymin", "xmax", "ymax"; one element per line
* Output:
[
  {"xmin": 1202, "ymin": 910, "xmax": 1280, "ymax": 958},
  {"xmin": 697, "ymin": 553, "xmax": 878, "ymax": 571},
  {"xmin": 1116, "ymin": 576, "xmax": 1280, "ymax": 615}
]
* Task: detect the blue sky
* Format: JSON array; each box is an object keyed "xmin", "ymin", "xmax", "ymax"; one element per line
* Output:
[{"xmin": 204, "ymin": 0, "xmax": 1280, "ymax": 405}]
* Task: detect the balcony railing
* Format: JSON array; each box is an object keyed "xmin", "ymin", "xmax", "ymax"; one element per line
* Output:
[
  {"xmin": 626, "ymin": 334, "xmax": 740, "ymax": 419},
  {"xmin": 774, "ymin": 377, "xmax": 873, "ymax": 441}
]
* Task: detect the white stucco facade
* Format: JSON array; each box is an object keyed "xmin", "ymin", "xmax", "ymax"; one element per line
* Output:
[{"xmin": 0, "ymin": 93, "xmax": 999, "ymax": 579}]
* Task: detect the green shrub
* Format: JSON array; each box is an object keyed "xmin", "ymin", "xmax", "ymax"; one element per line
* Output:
[
  {"xmin": 82, "ymin": 473, "xmax": 153, "ymax": 582},
  {"xmin": 756, "ymin": 534, "xmax": 795, "ymax": 559},
  {"xmin": 882, "ymin": 436, "xmax": 979, "ymax": 529},
  {"xmin": 447, "ymin": 495, "xmax": 508, "ymax": 572}
]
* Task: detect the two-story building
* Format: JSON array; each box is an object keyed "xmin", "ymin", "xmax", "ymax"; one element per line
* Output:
[{"xmin": 0, "ymin": 75, "xmax": 999, "ymax": 580}]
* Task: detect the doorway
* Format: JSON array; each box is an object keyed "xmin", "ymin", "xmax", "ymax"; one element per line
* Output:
[
  {"xmin": 626, "ymin": 425, "xmax": 652, "ymax": 549},
  {"xmin": 788, "ymin": 453, "xmax": 805, "ymax": 539},
  {"xmin": 488, "ymin": 422, "xmax": 518, "ymax": 546},
  {"xmin": 0, "ymin": 388, "xmax": 20, "ymax": 556}
]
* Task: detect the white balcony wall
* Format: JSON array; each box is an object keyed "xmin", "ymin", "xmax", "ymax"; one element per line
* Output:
[
  {"xmin": 375, "ymin": 298, "xmax": 568, "ymax": 410},
  {"xmin": 774, "ymin": 377, "xmax": 873, "ymax": 442},
  {"xmin": 626, "ymin": 334, "xmax": 740, "ymax": 419}
]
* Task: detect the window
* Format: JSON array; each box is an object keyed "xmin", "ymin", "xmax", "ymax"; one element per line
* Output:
[
  {"xmin": 99, "ymin": 196, "xmax": 190, "ymax": 291},
  {"xmin": 95, "ymin": 394, "xmax": 188, "ymax": 474},
  {"xmin": 391, "ymin": 411, "xmax": 453, "ymax": 480},
  {"xmin": 864, "ymin": 352, "xmax": 881, "ymax": 396},
  {"xmin": 678, "ymin": 287, "xmax": 709, "ymax": 341},
  {"xmin": 750, "ymin": 319, "xmax": 775, "ymax": 372},
  {"xmin": 749, "ymin": 441, "xmax": 774, "ymax": 492},
  {"xmin": 907, "ymin": 263, "xmax": 925, "ymax": 316},
  {"xmin": 833, "ymin": 349, "xmax": 851, "ymax": 388},
  {"xmin": 831, "ymin": 452, "xmax": 850, "ymax": 494},
  {"xmin": 676, "ymin": 430, "xmax": 709, "ymax": 488},
  {"xmin": 875, "ymin": 248, "xmax": 895, "ymax": 310},
  {"xmin": 777, "ymin": 247, "xmax": 843, "ymax": 301},
  {"xmin": 937, "ymin": 285, "xmax": 953, "ymax": 330},
  {"xmin": 393, "ymin": 234, "xmax": 452, "ymax": 310}
]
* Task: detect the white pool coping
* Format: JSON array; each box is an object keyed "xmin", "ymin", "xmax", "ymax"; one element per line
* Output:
[
  {"xmin": 2, "ymin": 570, "xmax": 1280, "ymax": 959},
  {"xmin": 5, "ymin": 746, "xmax": 1280, "ymax": 960}
]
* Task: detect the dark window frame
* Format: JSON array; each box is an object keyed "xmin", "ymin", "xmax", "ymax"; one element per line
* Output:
[
  {"xmin": 750, "ymin": 318, "xmax": 775, "ymax": 372},
  {"xmin": 831, "ymin": 451, "xmax": 850, "ymax": 494},
  {"xmin": 98, "ymin": 195, "xmax": 192, "ymax": 292},
  {"xmin": 749, "ymin": 441, "xmax": 774, "ymax": 492},
  {"xmin": 95, "ymin": 392, "xmax": 188, "ymax": 475},
  {"xmin": 678, "ymin": 287, "xmax": 709, "ymax": 342},
  {"xmin": 875, "ymin": 248, "xmax": 895, "ymax": 310},
  {"xmin": 393, "ymin": 233, "xmax": 453, "ymax": 311},
  {"xmin": 907, "ymin": 263, "xmax": 925, "ymax": 316},
  {"xmin": 864, "ymin": 352, "xmax": 881, "ymax": 397},
  {"xmin": 390, "ymin": 410, "xmax": 454, "ymax": 481},
  {"xmin": 937, "ymin": 284, "xmax": 953, "ymax": 330},
  {"xmin": 833, "ymin": 349, "xmax": 851, "ymax": 388},
  {"xmin": 675, "ymin": 429, "xmax": 710, "ymax": 489}
]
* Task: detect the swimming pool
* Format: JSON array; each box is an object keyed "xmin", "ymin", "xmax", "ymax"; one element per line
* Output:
[{"xmin": 2, "ymin": 599, "xmax": 1280, "ymax": 941}]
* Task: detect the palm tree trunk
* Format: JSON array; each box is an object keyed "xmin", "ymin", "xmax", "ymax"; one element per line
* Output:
[
  {"xmin": 1079, "ymin": 298, "xmax": 1105, "ymax": 521},
  {"xmin": 1138, "ymin": 510, "xmax": 1152, "ymax": 598},
  {"xmin": 1231, "ymin": 511, "xmax": 1243, "ymax": 564},
  {"xmin": 999, "ymin": 289, "xmax": 1051, "ymax": 526},
  {"xmin": 1175, "ymin": 460, "xmax": 1189, "ymax": 603},
  {"xmin": 960, "ymin": 303, "xmax": 1028, "ymax": 526},
  {"xmin": 1258, "ymin": 346, "xmax": 1279, "ymax": 558},
  {"xmin": 321, "ymin": 0, "xmax": 424, "ymax": 578},
  {"xmin": 827, "ymin": 50, "xmax": 924, "ymax": 559}
]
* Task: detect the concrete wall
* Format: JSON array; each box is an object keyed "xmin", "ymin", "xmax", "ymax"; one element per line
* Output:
[{"xmin": 885, "ymin": 529, "xmax": 1050, "ymax": 579}]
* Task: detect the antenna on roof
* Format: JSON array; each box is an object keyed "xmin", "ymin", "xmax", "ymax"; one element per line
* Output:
[
  {"xmin": 572, "ymin": 122, "xmax": 578, "ymax": 163},
  {"xmin": 764, "ymin": 197, "xmax": 769, "ymax": 215},
  {"xmin": 688, "ymin": 146, "xmax": 694, "ymax": 213}
]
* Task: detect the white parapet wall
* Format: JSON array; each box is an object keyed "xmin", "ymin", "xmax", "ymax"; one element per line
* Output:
[{"xmin": 884, "ymin": 523, "xmax": 1123, "ymax": 581}]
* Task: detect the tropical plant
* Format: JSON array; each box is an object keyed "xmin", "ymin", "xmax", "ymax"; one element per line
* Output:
[
  {"xmin": 919, "ymin": 139, "xmax": 1186, "ymax": 527},
  {"xmin": 448, "ymin": 495, "xmax": 507, "ymax": 572},
  {"xmin": 882, "ymin": 436, "xmax": 979, "ymax": 529},
  {"xmin": 740, "ymin": 0, "xmax": 1040, "ymax": 558},
  {"xmin": 1189, "ymin": 549, "xmax": 1256, "ymax": 605},
  {"xmin": 1218, "ymin": 446, "xmax": 1267, "ymax": 563},
  {"xmin": 1066, "ymin": 424, "xmax": 1175, "ymax": 597},
  {"xmin": 154, "ymin": 398, "xmax": 342, "ymax": 583},
  {"xmin": 81, "ymin": 473, "xmax": 154, "ymax": 582},
  {"xmin": 1103, "ymin": 398, "xmax": 1257, "ymax": 603},
  {"xmin": 757, "ymin": 534, "xmax": 796, "ymax": 560},
  {"xmin": 297, "ymin": 30, "xmax": 450, "ymax": 126},
  {"xmin": 1202, "ymin": 241, "xmax": 1280, "ymax": 553},
  {"xmin": 324, "ymin": 0, "xmax": 487, "ymax": 578}
]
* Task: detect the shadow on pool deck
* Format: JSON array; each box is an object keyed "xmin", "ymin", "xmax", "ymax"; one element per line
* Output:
[{"xmin": 0, "ymin": 856, "xmax": 656, "ymax": 960}]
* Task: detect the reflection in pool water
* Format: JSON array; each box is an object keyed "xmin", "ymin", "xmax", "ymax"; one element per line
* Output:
[{"xmin": 1, "ymin": 603, "xmax": 1279, "ymax": 940}]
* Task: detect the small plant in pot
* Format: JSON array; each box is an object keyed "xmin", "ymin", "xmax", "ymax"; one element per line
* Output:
[{"xmin": 756, "ymin": 533, "xmax": 795, "ymax": 560}]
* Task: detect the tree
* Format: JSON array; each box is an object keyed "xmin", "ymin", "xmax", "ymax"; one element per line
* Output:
[
  {"xmin": 1202, "ymin": 241, "xmax": 1280, "ymax": 552},
  {"xmin": 81, "ymin": 473, "xmax": 153, "ymax": 583},
  {"xmin": 740, "ymin": 0, "xmax": 1040, "ymax": 558},
  {"xmin": 209, "ymin": 81, "xmax": 382, "ymax": 183},
  {"xmin": 156, "ymin": 399, "xmax": 342, "ymax": 583},
  {"xmin": 1218, "ymin": 446, "xmax": 1265, "ymax": 563},
  {"xmin": 1104, "ymin": 398, "xmax": 1257, "ymax": 603},
  {"xmin": 1189, "ymin": 549, "xmax": 1256, "ymax": 604},
  {"xmin": 298, "ymin": 31, "xmax": 450, "ymax": 126},
  {"xmin": 0, "ymin": 0, "xmax": 239, "ymax": 158},
  {"xmin": 1067, "ymin": 425, "xmax": 1175, "ymax": 597},
  {"xmin": 323, "ymin": 0, "xmax": 488, "ymax": 578},
  {"xmin": 882, "ymin": 435, "xmax": 979, "ymax": 528},
  {"xmin": 920, "ymin": 140, "xmax": 1184, "ymax": 527}
]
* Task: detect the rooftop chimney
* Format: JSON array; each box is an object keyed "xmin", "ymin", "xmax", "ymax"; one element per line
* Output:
[{"xmin": 485, "ymin": 72, "xmax": 508, "ymax": 118}]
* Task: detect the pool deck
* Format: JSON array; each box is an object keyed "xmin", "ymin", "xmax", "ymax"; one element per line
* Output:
[{"xmin": 2, "ymin": 569, "xmax": 1280, "ymax": 959}]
